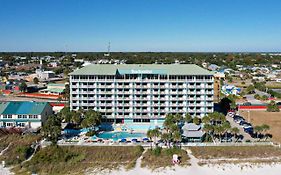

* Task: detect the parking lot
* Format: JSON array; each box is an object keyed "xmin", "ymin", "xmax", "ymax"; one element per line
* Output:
[{"xmin": 226, "ymin": 112, "xmax": 254, "ymax": 142}]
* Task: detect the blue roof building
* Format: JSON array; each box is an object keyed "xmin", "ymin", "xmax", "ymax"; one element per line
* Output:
[{"xmin": 0, "ymin": 101, "xmax": 53, "ymax": 129}]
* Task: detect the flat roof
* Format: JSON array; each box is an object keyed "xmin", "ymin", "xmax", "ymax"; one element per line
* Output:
[{"xmin": 69, "ymin": 64, "xmax": 213, "ymax": 76}]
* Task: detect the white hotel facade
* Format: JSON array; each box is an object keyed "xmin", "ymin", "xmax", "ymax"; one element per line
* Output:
[{"xmin": 70, "ymin": 64, "xmax": 214, "ymax": 128}]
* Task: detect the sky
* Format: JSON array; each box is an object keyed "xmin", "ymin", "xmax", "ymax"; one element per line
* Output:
[{"xmin": 0, "ymin": 0, "xmax": 281, "ymax": 52}]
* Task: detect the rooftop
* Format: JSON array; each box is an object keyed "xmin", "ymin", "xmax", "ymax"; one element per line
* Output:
[
  {"xmin": 0, "ymin": 101, "xmax": 50, "ymax": 115},
  {"xmin": 69, "ymin": 64, "xmax": 213, "ymax": 76}
]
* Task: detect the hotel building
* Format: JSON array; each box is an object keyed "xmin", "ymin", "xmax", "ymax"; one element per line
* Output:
[{"xmin": 69, "ymin": 64, "xmax": 214, "ymax": 129}]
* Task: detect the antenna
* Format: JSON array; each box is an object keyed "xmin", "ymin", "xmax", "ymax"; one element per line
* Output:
[
  {"xmin": 107, "ymin": 42, "xmax": 111, "ymax": 56},
  {"xmin": 104, "ymin": 42, "xmax": 111, "ymax": 57}
]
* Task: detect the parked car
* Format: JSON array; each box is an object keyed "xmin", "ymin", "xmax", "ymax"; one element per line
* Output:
[
  {"xmin": 234, "ymin": 118, "xmax": 245, "ymax": 124},
  {"xmin": 239, "ymin": 121, "xmax": 251, "ymax": 126},
  {"xmin": 221, "ymin": 138, "xmax": 233, "ymax": 142},
  {"xmin": 228, "ymin": 112, "xmax": 235, "ymax": 117},
  {"xmin": 242, "ymin": 123, "xmax": 252, "ymax": 128},
  {"xmin": 244, "ymin": 127, "xmax": 253, "ymax": 134},
  {"xmin": 243, "ymin": 102, "xmax": 252, "ymax": 106}
]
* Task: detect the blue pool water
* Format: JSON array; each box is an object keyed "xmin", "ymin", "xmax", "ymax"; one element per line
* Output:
[{"xmin": 95, "ymin": 132, "xmax": 146, "ymax": 141}]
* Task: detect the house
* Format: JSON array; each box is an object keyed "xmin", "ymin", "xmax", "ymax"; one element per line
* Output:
[
  {"xmin": 182, "ymin": 123, "xmax": 205, "ymax": 142},
  {"xmin": 0, "ymin": 101, "xmax": 53, "ymax": 129},
  {"xmin": 49, "ymin": 62, "xmax": 59, "ymax": 68},
  {"xmin": 221, "ymin": 84, "xmax": 241, "ymax": 96},
  {"xmin": 39, "ymin": 83, "xmax": 65, "ymax": 95},
  {"xmin": 252, "ymin": 74, "xmax": 266, "ymax": 81},
  {"xmin": 208, "ymin": 64, "xmax": 219, "ymax": 71}
]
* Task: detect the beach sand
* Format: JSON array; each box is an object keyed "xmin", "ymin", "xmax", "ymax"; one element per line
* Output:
[
  {"xmin": 93, "ymin": 163, "xmax": 281, "ymax": 175},
  {"xmin": 0, "ymin": 166, "xmax": 13, "ymax": 175}
]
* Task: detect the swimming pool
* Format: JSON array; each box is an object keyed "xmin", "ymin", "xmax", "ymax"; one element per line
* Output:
[{"xmin": 95, "ymin": 132, "xmax": 146, "ymax": 141}]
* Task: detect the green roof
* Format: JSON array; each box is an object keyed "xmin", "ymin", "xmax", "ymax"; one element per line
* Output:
[
  {"xmin": 0, "ymin": 102, "xmax": 9, "ymax": 114},
  {"xmin": 46, "ymin": 88, "xmax": 64, "ymax": 93},
  {"xmin": 69, "ymin": 64, "xmax": 213, "ymax": 76},
  {"xmin": 0, "ymin": 101, "xmax": 50, "ymax": 115}
]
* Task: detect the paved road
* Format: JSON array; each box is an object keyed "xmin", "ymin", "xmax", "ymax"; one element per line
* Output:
[
  {"xmin": 226, "ymin": 113, "xmax": 254, "ymax": 142},
  {"xmin": 244, "ymin": 94, "xmax": 263, "ymax": 104},
  {"xmin": 0, "ymin": 95, "xmax": 60, "ymax": 102},
  {"xmin": 255, "ymin": 89, "xmax": 270, "ymax": 97}
]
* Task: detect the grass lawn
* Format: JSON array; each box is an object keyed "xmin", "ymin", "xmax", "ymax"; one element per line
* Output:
[
  {"xmin": 141, "ymin": 147, "xmax": 190, "ymax": 170},
  {"xmin": 13, "ymin": 145, "xmax": 144, "ymax": 175},
  {"xmin": 240, "ymin": 111, "xmax": 281, "ymax": 143},
  {"xmin": 190, "ymin": 146, "xmax": 281, "ymax": 159},
  {"xmin": 0, "ymin": 134, "xmax": 41, "ymax": 166}
]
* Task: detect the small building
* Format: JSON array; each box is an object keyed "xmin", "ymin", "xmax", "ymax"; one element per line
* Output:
[
  {"xmin": 208, "ymin": 64, "xmax": 220, "ymax": 71},
  {"xmin": 182, "ymin": 123, "xmax": 205, "ymax": 142},
  {"xmin": 39, "ymin": 83, "xmax": 65, "ymax": 95},
  {"xmin": 36, "ymin": 69, "xmax": 55, "ymax": 80},
  {"xmin": 221, "ymin": 84, "xmax": 241, "ymax": 96},
  {"xmin": 252, "ymin": 75, "xmax": 266, "ymax": 81},
  {"xmin": 0, "ymin": 101, "xmax": 53, "ymax": 129}
]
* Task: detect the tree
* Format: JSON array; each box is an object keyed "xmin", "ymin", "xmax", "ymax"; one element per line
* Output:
[
  {"xmin": 147, "ymin": 128, "xmax": 161, "ymax": 149},
  {"xmin": 33, "ymin": 77, "xmax": 39, "ymax": 84},
  {"xmin": 174, "ymin": 113, "xmax": 183, "ymax": 125},
  {"xmin": 172, "ymin": 130, "xmax": 182, "ymax": 147},
  {"xmin": 81, "ymin": 109, "xmax": 102, "ymax": 128},
  {"xmin": 193, "ymin": 116, "xmax": 201, "ymax": 125},
  {"xmin": 71, "ymin": 111, "xmax": 81, "ymax": 125},
  {"xmin": 267, "ymin": 101, "xmax": 280, "ymax": 112},
  {"xmin": 184, "ymin": 113, "xmax": 193, "ymax": 123},
  {"xmin": 19, "ymin": 81, "xmax": 27, "ymax": 92},
  {"xmin": 42, "ymin": 115, "xmax": 61, "ymax": 145},
  {"xmin": 222, "ymin": 122, "xmax": 231, "ymax": 140},
  {"xmin": 254, "ymin": 94, "xmax": 261, "ymax": 100},
  {"xmin": 231, "ymin": 127, "xmax": 240, "ymax": 142},
  {"xmin": 203, "ymin": 124, "xmax": 215, "ymax": 143},
  {"xmin": 261, "ymin": 95, "xmax": 268, "ymax": 101},
  {"xmin": 246, "ymin": 85, "xmax": 255, "ymax": 94},
  {"xmin": 161, "ymin": 132, "xmax": 172, "ymax": 148},
  {"xmin": 261, "ymin": 124, "xmax": 270, "ymax": 140},
  {"xmin": 254, "ymin": 125, "xmax": 263, "ymax": 140},
  {"xmin": 163, "ymin": 114, "xmax": 176, "ymax": 132},
  {"xmin": 58, "ymin": 107, "xmax": 71, "ymax": 122},
  {"xmin": 63, "ymin": 84, "xmax": 70, "ymax": 101}
]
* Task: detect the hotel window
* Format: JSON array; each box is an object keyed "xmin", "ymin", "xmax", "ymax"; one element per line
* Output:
[
  {"xmin": 23, "ymin": 115, "xmax": 27, "ymax": 118},
  {"xmin": 142, "ymin": 119, "xmax": 150, "ymax": 123},
  {"xmin": 133, "ymin": 119, "xmax": 142, "ymax": 123},
  {"xmin": 3, "ymin": 115, "xmax": 7, "ymax": 118},
  {"xmin": 18, "ymin": 115, "xmax": 22, "ymax": 118},
  {"xmin": 18, "ymin": 123, "xmax": 25, "ymax": 127},
  {"xmin": 8, "ymin": 115, "xmax": 12, "ymax": 118}
]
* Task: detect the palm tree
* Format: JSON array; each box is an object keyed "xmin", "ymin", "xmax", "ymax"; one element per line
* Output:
[
  {"xmin": 161, "ymin": 132, "xmax": 171, "ymax": 148},
  {"xmin": 184, "ymin": 113, "xmax": 193, "ymax": 123},
  {"xmin": 174, "ymin": 113, "xmax": 183, "ymax": 125},
  {"xmin": 261, "ymin": 124, "xmax": 270, "ymax": 141},
  {"xmin": 147, "ymin": 128, "xmax": 161, "ymax": 149},
  {"xmin": 203, "ymin": 124, "xmax": 215, "ymax": 143},
  {"xmin": 163, "ymin": 114, "xmax": 175, "ymax": 132},
  {"xmin": 172, "ymin": 131, "xmax": 182, "ymax": 148},
  {"xmin": 193, "ymin": 116, "xmax": 201, "ymax": 125},
  {"xmin": 202, "ymin": 115, "xmax": 210, "ymax": 124},
  {"xmin": 254, "ymin": 126, "xmax": 262, "ymax": 141},
  {"xmin": 222, "ymin": 122, "xmax": 231, "ymax": 140},
  {"xmin": 215, "ymin": 125, "xmax": 224, "ymax": 142},
  {"xmin": 147, "ymin": 129, "xmax": 153, "ymax": 149},
  {"xmin": 231, "ymin": 127, "xmax": 240, "ymax": 142}
]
